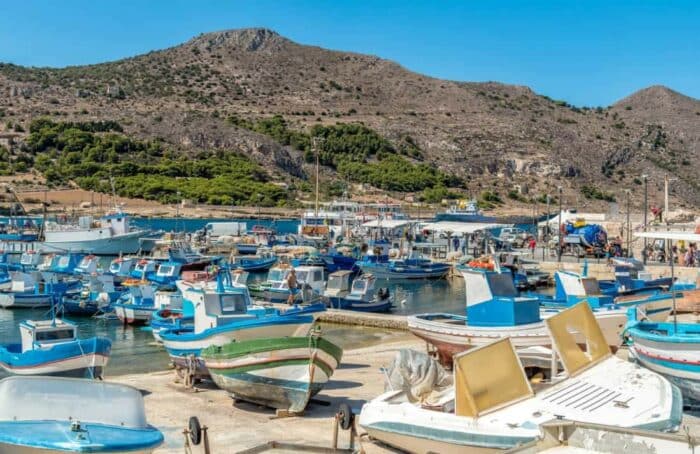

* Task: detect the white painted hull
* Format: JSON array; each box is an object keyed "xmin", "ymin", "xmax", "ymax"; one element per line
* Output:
[
  {"xmin": 114, "ymin": 305, "xmax": 155, "ymax": 324},
  {"xmin": 40, "ymin": 231, "xmax": 147, "ymax": 255},
  {"xmin": 0, "ymin": 354, "xmax": 109, "ymax": 377},
  {"xmin": 0, "ymin": 293, "xmax": 53, "ymax": 309}
]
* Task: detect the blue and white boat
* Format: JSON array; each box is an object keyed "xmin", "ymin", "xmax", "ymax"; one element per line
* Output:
[
  {"xmin": 264, "ymin": 265, "xmax": 326, "ymax": 304},
  {"xmin": 108, "ymin": 256, "xmax": 138, "ymax": 278},
  {"xmin": 159, "ymin": 275, "xmax": 323, "ymax": 378},
  {"xmin": 357, "ymin": 252, "xmax": 450, "ymax": 280},
  {"xmin": 113, "ymin": 282, "xmax": 157, "ymax": 324},
  {"xmin": 16, "ymin": 250, "xmax": 43, "ymax": 271},
  {"xmin": 60, "ymin": 274, "xmax": 123, "ymax": 316},
  {"xmin": 130, "ymin": 258, "xmax": 158, "ymax": 281},
  {"xmin": 324, "ymin": 271, "xmax": 392, "ymax": 312},
  {"xmin": 73, "ymin": 254, "xmax": 101, "ymax": 276},
  {"xmin": 37, "ymin": 252, "xmax": 85, "ymax": 275},
  {"xmin": 0, "ymin": 319, "xmax": 111, "ymax": 378},
  {"xmin": 230, "ymin": 249, "xmax": 278, "ymax": 272},
  {"xmin": 600, "ymin": 257, "xmax": 674, "ymax": 294},
  {"xmin": 433, "ymin": 199, "xmax": 496, "ymax": 223},
  {"xmin": 0, "ymin": 272, "xmax": 76, "ymax": 309},
  {"xmin": 0, "ymin": 376, "xmax": 163, "ymax": 453}
]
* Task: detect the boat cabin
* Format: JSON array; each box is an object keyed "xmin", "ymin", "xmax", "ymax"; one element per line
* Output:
[
  {"xmin": 19, "ymin": 251, "xmax": 41, "ymax": 269},
  {"xmin": 75, "ymin": 255, "xmax": 100, "ymax": 275},
  {"xmin": 325, "ymin": 270, "xmax": 353, "ymax": 298},
  {"xmin": 100, "ymin": 210, "xmax": 131, "ymax": 236},
  {"xmin": 554, "ymin": 271, "xmax": 613, "ymax": 308},
  {"xmin": 347, "ymin": 274, "xmax": 380, "ymax": 300},
  {"xmin": 19, "ymin": 319, "xmax": 77, "ymax": 353},
  {"xmin": 294, "ymin": 265, "xmax": 325, "ymax": 293},
  {"xmin": 40, "ymin": 253, "xmax": 83, "ymax": 274},
  {"xmin": 10, "ymin": 272, "xmax": 38, "ymax": 293},
  {"xmin": 125, "ymin": 283, "xmax": 155, "ymax": 306},
  {"xmin": 130, "ymin": 259, "xmax": 158, "ymax": 279},
  {"xmin": 153, "ymin": 261, "xmax": 182, "ymax": 283},
  {"xmin": 190, "ymin": 285, "xmax": 256, "ymax": 334},
  {"xmin": 461, "ymin": 268, "xmax": 540, "ymax": 326},
  {"xmin": 109, "ymin": 257, "xmax": 137, "ymax": 276},
  {"xmin": 266, "ymin": 265, "xmax": 292, "ymax": 284}
]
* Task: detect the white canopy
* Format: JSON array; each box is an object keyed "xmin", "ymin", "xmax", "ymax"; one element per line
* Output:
[
  {"xmin": 361, "ymin": 219, "xmax": 413, "ymax": 229},
  {"xmin": 419, "ymin": 221, "xmax": 507, "ymax": 234},
  {"xmin": 539, "ymin": 211, "xmax": 606, "ymax": 227},
  {"xmin": 635, "ymin": 231, "xmax": 700, "ymax": 242}
]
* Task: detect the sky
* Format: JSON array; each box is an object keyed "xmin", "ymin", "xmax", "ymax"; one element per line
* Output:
[{"xmin": 1, "ymin": 1, "xmax": 698, "ymax": 106}]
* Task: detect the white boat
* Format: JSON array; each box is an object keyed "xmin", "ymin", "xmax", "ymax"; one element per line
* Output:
[
  {"xmin": 40, "ymin": 208, "xmax": 150, "ymax": 255},
  {"xmin": 407, "ymin": 268, "xmax": 626, "ymax": 365},
  {"xmin": 360, "ymin": 303, "xmax": 682, "ymax": 453},
  {"xmin": 0, "ymin": 376, "xmax": 163, "ymax": 452},
  {"xmin": 505, "ymin": 420, "xmax": 699, "ymax": 453}
]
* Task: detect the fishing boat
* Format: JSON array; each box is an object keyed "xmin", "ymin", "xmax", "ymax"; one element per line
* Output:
[
  {"xmin": 108, "ymin": 256, "xmax": 138, "ymax": 278},
  {"xmin": 73, "ymin": 254, "xmax": 101, "ymax": 275},
  {"xmin": 357, "ymin": 252, "xmax": 450, "ymax": 280},
  {"xmin": 112, "ymin": 281, "xmax": 157, "ymax": 324},
  {"xmin": 599, "ymin": 256, "xmax": 674, "ymax": 294},
  {"xmin": 159, "ymin": 275, "xmax": 323, "ymax": 379},
  {"xmin": 229, "ymin": 249, "xmax": 278, "ymax": 272},
  {"xmin": 433, "ymin": 199, "xmax": 496, "ymax": 223},
  {"xmin": 0, "ymin": 376, "xmax": 163, "ymax": 453},
  {"xmin": 60, "ymin": 274, "xmax": 122, "ymax": 316},
  {"xmin": 0, "ymin": 272, "xmax": 76, "ymax": 309},
  {"xmin": 0, "ymin": 319, "xmax": 111, "ymax": 378},
  {"xmin": 202, "ymin": 333, "xmax": 343, "ymax": 413},
  {"xmin": 17, "ymin": 250, "xmax": 42, "ymax": 271},
  {"xmin": 40, "ymin": 208, "xmax": 151, "ymax": 255},
  {"xmin": 505, "ymin": 420, "xmax": 700, "ymax": 453},
  {"xmin": 130, "ymin": 258, "xmax": 158, "ymax": 281},
  {"xmin": 360, "ymin": 303, "xmax": 682, "ymax": 453},
  {"xmin": 37, "ymin": 252, "xmax": 85, "ymax": 275},
  {"xmin": 264, "ymin": 265, "xmax": 326, "ymax": 304},
  {"xmin": 532, "ymin": 269, "xmax": 673, "ymax": 322},
  {"xmin": 407, "ymin": 268, "xmax": 626, "ymax": 366},
  {"xmin": 324, "ymin": 271, "xmax": 392, "ymax": 312},
  {"xmin": 624, "ymin": 230, "xmax": 700, "ymax": 404},
  {"xmin": 246, "ymin": 263, "xmax": 290, "ymax": 299}
]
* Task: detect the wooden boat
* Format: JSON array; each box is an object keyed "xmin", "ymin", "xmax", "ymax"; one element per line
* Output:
[
  {"xmin": 323, "ymin": 271, "xmax": 392, "ymax": 312},
  {"xmin": 0, "ymin": 319, "xmax": 111, "ymax": 378},
  {"xmin": 407, "ymin": 268, "xmax": 626, "ymax": 366},
  {"xmin": 202, "ymin": 335, "xmax": 343, "ymax": 413},
  {"xmin": 505, "ymin": 420, "xmax": 699, "ymax": 453},
  {"xmin": 360, "ymin": 303, "xmax": 682, "ymax": 453},
  {"xmin": 357, "ymin": 255, "xmax": 450, "ymax": 280},
  {"xmin": 0, "ymin": 272, "xmax": 78, "ymax": 309},
  {"xmin": 229, "ymin": 249, "xmax": 278, "ymax": 272},
  {"xmin": 0, "ymin": 376, "xmax": 163, "ymax": 453},
  {"xmin": 60, "ymin": 274, "xmax": 123, "ymax": 316},
  {"xmin": 112, "ymin": 281, "xmax": 157, "ymax": 324}
]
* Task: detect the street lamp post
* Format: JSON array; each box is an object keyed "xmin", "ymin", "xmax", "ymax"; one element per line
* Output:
[
  {"xmin": 557, "ymin": 187, "xmax": 563, "ymax": 263},
  {"xmin": 642, "ymin": 175, "xmax": 648, "ymax": 264},
  {"xmin": 626, "ymin": 189, "xmax": 631, "ymax": 257},
  {"xmin": 543, "ymin": 194, "xmax": 550, "ymax": 261}
]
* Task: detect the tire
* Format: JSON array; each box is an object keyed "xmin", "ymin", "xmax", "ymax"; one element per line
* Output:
[
  {"xmin": 189, "ymin": 416, "xmax": 202, "ymax": 445},
  {"xmin": 338, "ymin": 403, "xmax": 354, "ymax": 430}
]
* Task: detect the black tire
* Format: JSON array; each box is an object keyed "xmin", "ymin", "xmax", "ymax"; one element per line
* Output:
[
  {"xmin": 338, "ymin": 403, "xmax": 354, "ymax": 430},
  {"xmin": 189, "ymin": 416, "xmax": 202, "ymax": 445}
]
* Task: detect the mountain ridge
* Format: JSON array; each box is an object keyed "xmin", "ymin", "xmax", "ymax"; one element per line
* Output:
[{"xmin": 1, "ymin": 27, "xmax": 699, "ymax": 209}]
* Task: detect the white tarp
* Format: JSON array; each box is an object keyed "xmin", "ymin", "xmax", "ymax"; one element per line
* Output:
[
  {"xmin": 539, "ymin": 211, "xmax": 606, "ymax": 227},
  {"xmin": 418, "ymin": 221, "xmax": 507, "ymax": 234},
  {"xmin": 635, "ymin": 231, "xmax": 700, "ymax": 242},
  {"xmin": 361, "ymin": 219, "xmax": 413, "ymax": 229}
]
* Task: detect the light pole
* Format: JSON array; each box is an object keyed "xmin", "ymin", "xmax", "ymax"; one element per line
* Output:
[
  {"xmin": 642, "ymin": 175, "xmax": 648, "ymax": 264},
  {"xmin": 543, "ymin": 194, "xmax": 550, "ymax": 261},
  {"xmin": 625, "ymin": 189, "xmax": 631, "ymax": 257},
  {"xmin": 557, "ymin": 186, "xmax": 563, "ymax": 263}
]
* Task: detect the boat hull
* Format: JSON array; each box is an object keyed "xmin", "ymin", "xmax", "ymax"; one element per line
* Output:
[
  {"xmin": 113, "ymin": 304, "xmax": 156, "ymax": 325},
  {"xmin": 0, "ymin": 338, "xmax": 111, "ymax": 378},
  {"xmin": 0, "ymin": 443, "xmax": 158, "ymax": 454},
  {"xmin": 203, "ymin": 337, "xmax": 342, "ymax": 412},
  {"xmin": 358, "ymin": 264, "xmax": 448, "ymax": 280},
  {"xmin": 0, "ymin": 293, "xmax": 54, "ymax": 309},
  {"xmin": 39, "ymin": 230, "xmax": 147, "ymax": 255}
]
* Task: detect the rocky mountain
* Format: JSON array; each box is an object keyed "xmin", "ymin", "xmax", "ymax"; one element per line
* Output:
[{"xmin": 1, "ymin": 28, "xmax": 699, "ymax": 209}]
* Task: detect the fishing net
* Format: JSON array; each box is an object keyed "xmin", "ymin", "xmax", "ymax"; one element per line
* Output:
[{"xmin": 385, "ymin": 349, "xmax": 452, "ymax": 403}]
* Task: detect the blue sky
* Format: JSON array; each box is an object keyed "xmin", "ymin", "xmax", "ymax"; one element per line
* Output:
[{"xmin": 1, "ymin": 1, "xmax": 697, "ymax": 106}]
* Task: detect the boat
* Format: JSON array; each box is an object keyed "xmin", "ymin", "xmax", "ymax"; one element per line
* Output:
[
  {"xmin": 532, "ymin": 269, "xmax": 673, "ymax": 322},
  {"xmin": 0, "ymin": 272, "xmax": 77, "ymax": 309},
  {"xmin": 433, "ymin": 199, "xmax": 496, "ymax": 223},
  {"xmin": 599, "ymin": 256, "xmax": 674, "ymax": 294},
  {"xmin": 112, "ymin": 281, "xmax": 157, "ymax": 324},
  {"xmin": 130, "ymin": 258, "xmax": 159, "ymax": 281},
  {"xmin": 264, "ymin": 265, "xmax": 326, "ymax": 304},
  {"xmin": 108, "ymin": 256, "xmax": 138, "ymax": 278},
  {"xmin": 360, "ymin": 303, "xmax": 682, "ymax": 453},
  {"xmin": 407, "ymin": 267, "xmax": 626, "ymax": 366},
  {"xmin": 229, "ymin": 249, "xmax": 278, "ymax": 272},
  {"xmin": 16, "ymin": 250, "xmax": 43, "ymax": 271},
  {"xmin": 37, "ymin": 252, "xmax": 85, "ymax": 275},
  {"xmin": 324, "ymin": 272, "xmax": 392, "ymax": 312},
  {"xmin": 60, "ymin": 274, "xmax": 122, "ymax": 316},
  {"xmin": 0, "ymin": 376, "xmax": 163, "ymax": 452},
  {"xmin": 202, "ymin": 333, "xmax": 343, "ymax": 413},
  {"xmin": 73, "ymin": 254, "xmax": 101, "ymax": 275},
  {"xmin": 40, "ymin": 208, "xmax": 151, "ymax": 255},
  {"xmin": 159, "ymin": 275, "xmax": 324, "ymax": 379},
  {"xmin": 0, "ymin": 319, "xmax": 111, "ymax": 378},
  {"xmin": 357, "ymin": 253, "xmax": 450, "ymax": 280},
  {"xmin": 505, "ymin": 420, "xmax": 700, "ymax": 453},
  {"xmin": 298, "ymin": 200, "xmax": 363, "ymax": 244}
]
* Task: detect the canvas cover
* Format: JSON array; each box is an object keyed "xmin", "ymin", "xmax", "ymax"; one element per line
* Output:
[
  {"xmin": 454, "ymin": 338, "xmax": 533, "ymax": 417},
  {"xmin": 385, "ymin": 349, "xmax": 452, "ymax": 402},
  {"xmin": 545, "ymin": 302, "xmax": 611, "ymax": 376}
]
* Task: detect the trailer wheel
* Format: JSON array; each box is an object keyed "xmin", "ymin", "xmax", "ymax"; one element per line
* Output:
[
  {"xmin": 337, "ymin": 403, "xmax": 354, "ymax": 430},
  {"xmin": 188, "ymin": 416, "xmax": 202, "ymax": 445}
]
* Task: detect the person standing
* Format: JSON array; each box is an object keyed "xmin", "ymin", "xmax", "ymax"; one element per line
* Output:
[
  {"xmin": 528, "ymin": 236, "xmax": 537, "ymax": 257},
  {"xmin": 286, "ymin": 269, "xmax": 298, "ymax": 305}
]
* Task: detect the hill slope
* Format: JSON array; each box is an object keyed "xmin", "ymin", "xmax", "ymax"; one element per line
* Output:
[{"xmin": 1, "ymin": 28, "xmax": 699, "ymax": 209}]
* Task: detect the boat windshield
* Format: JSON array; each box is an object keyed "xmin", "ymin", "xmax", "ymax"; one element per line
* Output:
[
  {"xmin": 327, "ymin": 275, "xmax": 345, "ymax": 290},
  {"xmin": 351, "ymin": 279, "xmax": 368, "ymax": 293},
  {"xmin": 295, "ymin": 270, "xmax": 309, "ymax": 283},
  {"xmin": 35, "ymin": 328, "xmax": 75, "ymax": 342},
  {"xmin": 57, "ymin": 256, "xmax": 70, "ymax": 268},
  {"xmin": 268, "ymin": 269, "xmax": 288, "ymax": 282},
  {"xmin": 158, "ymin": 265, "xmax": 175, "ymax": 276},
  {"xmin": 219, "ymin": 293, "xmax": 248, "ymax": 313},
  {"xmin": 486, "ymin": 273, "xmax": 518, "ymax": 297}
]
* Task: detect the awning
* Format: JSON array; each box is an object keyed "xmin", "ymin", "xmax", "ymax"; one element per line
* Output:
[
  {"xmin": 538, "ymin": 211, "xmax": 606, "ymax": 227},
  {"xmin": 635, "ymin": 231, "xmax": 700, "ymax": 242},
  {"xmin": 361, "ymin": 219, "xmax": 413, "ymax": 229},
  {"xmin": 418, "ymin": 221, "xmax": 508, "ymax": 234}
]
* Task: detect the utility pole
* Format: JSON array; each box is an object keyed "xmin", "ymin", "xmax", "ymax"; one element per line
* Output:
[
  {"xmin": 557, "ymin": 187, "xmax": 563, "ymax": 263},
  {"xmin": 642, "ymin": 175, "xmax": 648, "ymax": 264},
  {"xmin": 626, "ymin": 189, "xmax": 631, "ymax": 257},
  {"xmin": 312, "ymin": 136, "xmax": 324, "ymax": 219},
  {"xmin": 544, "ymin": 194, "xmax": 550, "ymax": 261}
]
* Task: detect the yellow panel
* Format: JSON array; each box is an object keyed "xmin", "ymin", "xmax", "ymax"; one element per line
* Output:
[
  {"xmin": 545, "ymin": 302, "xmax": 611, "ymax": 376},
  {"xmin": 454, "ymin": 338, "xmax": 534, "ymax": 417}
]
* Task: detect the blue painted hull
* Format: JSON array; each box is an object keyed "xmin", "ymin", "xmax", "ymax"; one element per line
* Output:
[
  {"xmin": 232, "ymin": 256, "xmax": 278, "ymax": 272},
  {"xmin": 357, "ymin": 263, "xmax": 449, "ymax": 280},
  {"xmin": 327, "ymin": 296, "xmax": 392, "ymax": 312}
]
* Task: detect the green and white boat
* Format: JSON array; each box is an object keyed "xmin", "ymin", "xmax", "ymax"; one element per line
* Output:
[{"xmin": 201, "ymin": 335, "xmax": 343, "ymax": 413}]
